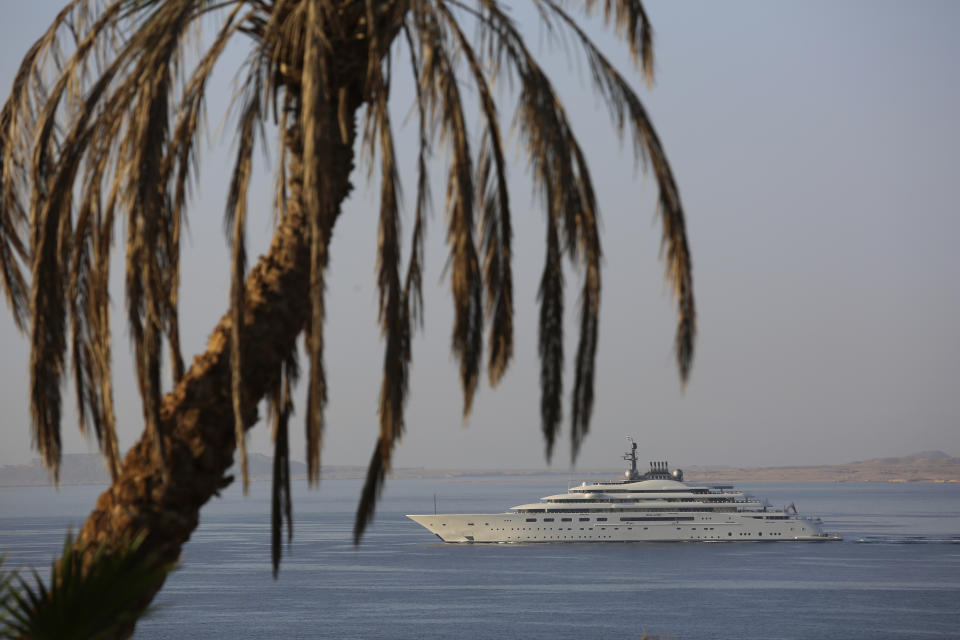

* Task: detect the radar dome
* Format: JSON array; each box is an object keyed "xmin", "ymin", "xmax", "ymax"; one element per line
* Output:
[{"xmin": 671, "ymin": 468, "xmax": 684, "ymax": 481}]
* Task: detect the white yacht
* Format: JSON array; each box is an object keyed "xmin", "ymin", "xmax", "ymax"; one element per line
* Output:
[{"xmin": 407, "ymin": 438, "xmax": 841, "ymax": 543}]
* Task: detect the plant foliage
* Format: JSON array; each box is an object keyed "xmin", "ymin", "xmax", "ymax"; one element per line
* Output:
[{"xmin": 0, "ymin": 534, "xmax": 172, "ymax": 640}]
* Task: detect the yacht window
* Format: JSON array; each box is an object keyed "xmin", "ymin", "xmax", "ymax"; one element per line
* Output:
[
  {"xmin": 561, "ymin": 518, "xmax": 572, "ymax": 522},
  {"xmin": 526, "ymin": 518, "xmax": 537, "ymax": 522},
  {"xmin": 544, "ymin": 518, "xmax": 554, "ymax": 522},
  {"xmin": 596, "ymin": 517, "xmax": 607, "ymax": 521},
  {"xmin": 579, "ymin": 518, "xmax": 589, "ymax": 522}
]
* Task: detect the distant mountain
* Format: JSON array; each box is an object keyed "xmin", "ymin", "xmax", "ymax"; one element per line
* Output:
[
  {"xmin": 683, "ymin": 452, "xmax": 959, "ymax": 483},
  {"xmin": 0, "ymin": 454, "xmax": 110, "ymax": 486},
  {"xmin": 904, "ymin": 450, "xmax": 951, "ymax": 460},
  {"xmin": 1, "ymin": 450, "xmax": 957, "ymax": 486},
  {"xmin": 0, "ymin": 453, "xmax": 309, "ymax": 486},
  {"xmin": 230, "ymin": 453, "xmax": 308, "ymax": 480}
]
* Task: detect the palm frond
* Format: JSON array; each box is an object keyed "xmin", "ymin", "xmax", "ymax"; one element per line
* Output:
[
  {"xmin": 21, "ymin": 0, "xmax": 129, "ymax": 481},
  {"xmin": 0, "ymin": 533, "xmax": 172, "ymax": 640},
  {"xmin": 120, "ymin": 1, "xmax": 205, "ymax": 486},
  {"xmin": 539, "ymin": 0, "xmax": 695, "ymax": 383},
  {"xmin": 299, "ymin": 0, "xmax": 335, "ymax": 486},
  {"xmin": 225, "ymin": 65, "xmax": 265, "ymax": 495},
  {"xmin": 354, "ymin": 442, "xmax": 385, "ymax": 544},
  {"xmin": 0, "ymin": 554, "xmax": 16, "ymax": 632},
  {"xmin": 538, "ymin": 211, "xmax": 565, "ymax": 458},
  {"xmin": 163, "ymin": 5, "xmax": 247, "ymax": 389},
  {"xmin": 0, "ymin": 100, "xmax": 29, "ymax": 332},
  {"xmin": 67, "ymin": 184, "xmax": 99, "ymax": 469},
  {"xmin": 0, "ymin": 0, "xmax": 75, "ymax": 335},
  {"xmin": 269, "ymin": 363, "xmax": 295, "ymax": 578},
  {"xmin": 582, "ymin": 0, "xmax": 655, "ymax": 83},
  {"xmin": 11, "ymin": 0, "xmax": 200, "ymax": 480},
  {"xmin": 355, "ymin": 14, "xmax": 409, "ymax": 542},
  {"xmin": 467, "ymin": 1, "xmax": 605, "ymax": 460},
  {"xmin": 400, "ymin": 23, "xmax": 429, "ymax": 330},
  {"xmin": 417, "ymin": 5, "xmax": 483, "ymax": 416},
  {"xmin": 436, "ymin": 3, "xmax": 515, "ymax": 388}
]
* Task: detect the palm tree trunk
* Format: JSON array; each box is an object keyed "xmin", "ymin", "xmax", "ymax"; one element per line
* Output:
[{"xmin": 73, "ymin": 73, "xmax": 365, "ymax": 632}]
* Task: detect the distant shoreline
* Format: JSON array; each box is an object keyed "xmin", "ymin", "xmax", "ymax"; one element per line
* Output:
[{"xmin": 1, "ymin": 451, "xmax": 957, "ymax": 486}]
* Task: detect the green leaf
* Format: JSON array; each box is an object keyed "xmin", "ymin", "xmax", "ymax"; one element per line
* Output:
[{"xmin": 0, "ymin": 533, "xmax": 174, "ymax": 640}]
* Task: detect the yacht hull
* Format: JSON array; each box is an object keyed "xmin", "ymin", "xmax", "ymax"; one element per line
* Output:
[{"xmin": 406, "ymin": 512, "xmax": 839, "ymax": 543}]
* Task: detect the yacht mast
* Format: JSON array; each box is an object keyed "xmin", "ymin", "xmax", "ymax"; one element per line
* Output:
[{"xmin": 624, "ymin": 437, "xmax": 640, "ymax": 480}]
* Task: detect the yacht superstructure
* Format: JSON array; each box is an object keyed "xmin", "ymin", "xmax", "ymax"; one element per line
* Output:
[{"xmin": 407, "ymin": 438, "xmax": 841, "ymax": 543}]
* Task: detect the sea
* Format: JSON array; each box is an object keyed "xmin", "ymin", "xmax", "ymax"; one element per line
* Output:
[{"xmin": 1, "ymin": 478, "xmax": 958, "ymax": 640}]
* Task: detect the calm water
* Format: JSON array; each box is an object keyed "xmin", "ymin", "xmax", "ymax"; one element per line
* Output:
[{"xmin": 1, "ymin": 478, "xmax": 959, "ymax": 639}]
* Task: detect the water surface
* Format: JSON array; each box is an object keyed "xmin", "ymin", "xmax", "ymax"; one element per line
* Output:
[{"xmin": 2, "ymin": 479, "xmax": 958, "ymax": 639}]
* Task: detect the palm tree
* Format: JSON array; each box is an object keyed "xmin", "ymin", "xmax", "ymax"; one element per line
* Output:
[{"xmin": 0, "ymin": 0, "xmax": 694, "ymax": 631}]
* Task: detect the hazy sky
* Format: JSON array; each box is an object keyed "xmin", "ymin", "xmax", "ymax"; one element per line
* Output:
[{"xmin": 1, "ymin": 0, "xmax": 958, "ymax": 472}]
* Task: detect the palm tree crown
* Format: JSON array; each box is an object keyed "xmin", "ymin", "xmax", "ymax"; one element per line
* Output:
[{"xmin": 0, "ymin": 0, "xmax": 694, "ymax": 581}]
